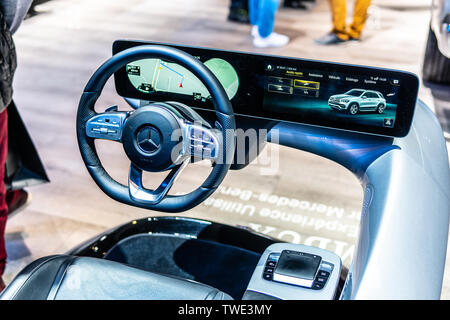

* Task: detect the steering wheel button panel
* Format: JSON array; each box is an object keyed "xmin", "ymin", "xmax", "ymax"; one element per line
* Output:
[
  {"xmin": 190, "ymin": 145, "xmax": 203, "ymax": 157},
  {"xmin": 86, "ymin": 112, "xmax": 128, "ymax": 141},
  {"xmin": 185, "ymin": 125, "xmax": 219, "ymax": 160},
  {"xmin": 202, "ymin": 147, "xmax": 215, "ymax": 159}
]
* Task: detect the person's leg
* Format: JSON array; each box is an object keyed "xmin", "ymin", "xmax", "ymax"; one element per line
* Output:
[
  {"xmin": 347, "ymin": 0, "xmax": 371, "ymax": 39},
  {"xmin": 257, "ymin": 0, "xmax": 279, "ymax": 38},
  {"xmin": 329, "ymin": 0, "xmax": 348, "ymax": 40},
  {"xmin": 0, "ymin": 109, "xmax": 8, "ymax": 283},
  {"xmin": 248, "ymin": 0, "xmax": 260, "ymax": 36},
  {"xmin": 315, "ymin": 0, "xmax": 348, "ymax": 45},
  {"xmin": 6, "ymin": 189, "xmax": 30, "ymax": 217},
  {"xmin": 283, "ymin": 0, "xmax": 308, "ymax": 10},
  {"xmin": 228, "ymin": 0, "xmax": 251, "ymax": 23},
  {"xmin": 253, "ymin": 0, "xmax": 289, "ymax": 47},
  {"xmin": 248, "ymin": 0, "xmax": 260, "ymax": 26}
]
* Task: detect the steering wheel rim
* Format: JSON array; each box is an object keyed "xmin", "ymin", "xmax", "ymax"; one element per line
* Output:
[{"xmin": 76, "ymin": 45, "xmax": 236, "ymax": 212}]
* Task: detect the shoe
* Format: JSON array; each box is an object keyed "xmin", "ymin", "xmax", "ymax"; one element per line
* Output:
[
  {"xmin": 348, "ymin": 36, "xmax": 361, "ymax": 42},
  {"xmin": 0, "ymin": 277, "xmax": 5, "ymax": 293},
  {"xmin": 251, "ymin": 25, "xmax": 258, "ymax": 37},
  {"xmin": 6, "ymin": 189, "xmax": 31, "ymax": 217},
  {"xmin": 283, "ymin": 0, "xmax": 308, "ymax": 9},
  {"xmin": 315, "ymin": 32, "xmax": 347, "ymax": 45},
  {"xmin": 228, "ymin": 8, "xmax": 250, "ymax": 24},
  {"xmin": 253, "ymin": 32, "xmax": 289, "ymax": 48}
]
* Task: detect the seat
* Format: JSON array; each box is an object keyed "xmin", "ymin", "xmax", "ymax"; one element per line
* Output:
[{"xmin": 0, "ymin": 255, "xmax": 233, "ymax": 300}]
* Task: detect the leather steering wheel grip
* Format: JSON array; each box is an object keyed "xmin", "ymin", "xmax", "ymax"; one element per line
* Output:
[{"xmin": 76, "ymin": 45, "xmax": 236, "ymax": 212}]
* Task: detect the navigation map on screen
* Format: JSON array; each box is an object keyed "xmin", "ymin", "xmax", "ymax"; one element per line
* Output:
[{"xmin": 126, "ymin": 58, "xmax": 239, "ymax": 103}]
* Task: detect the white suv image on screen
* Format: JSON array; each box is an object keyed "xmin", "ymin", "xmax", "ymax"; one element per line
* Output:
[{"xmin": 328, "ymin": 89, "xmax": 387, "ymax": 115}]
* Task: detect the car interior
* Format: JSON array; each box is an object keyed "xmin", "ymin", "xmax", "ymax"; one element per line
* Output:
[{"xmin": 1, "ymin": 40, "xmax": 449, "ymax": 300}]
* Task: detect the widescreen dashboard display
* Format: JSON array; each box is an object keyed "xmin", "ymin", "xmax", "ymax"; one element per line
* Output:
[{"xmin": 113, "ymin": 40, "xmax": 419, "ymax": 137}]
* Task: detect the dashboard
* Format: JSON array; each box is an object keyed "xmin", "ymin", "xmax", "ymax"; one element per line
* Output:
[{"xmin": 113, "ymin": 40, "xmax": 419, "ymax": 137}]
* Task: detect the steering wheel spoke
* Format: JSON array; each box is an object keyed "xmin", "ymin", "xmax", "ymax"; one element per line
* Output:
[
  {"xmin": 128, "ymin": 159, "xmax": 189, "ymax": 205},
  {"xmin": 86, "ymin": 110, "xmax": 129, "ymax": 142}
]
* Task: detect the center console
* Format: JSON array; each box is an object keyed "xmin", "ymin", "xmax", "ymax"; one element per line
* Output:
[{"xmin": 243, "ymin": 243, "xmax": 342, "ymax": 300}]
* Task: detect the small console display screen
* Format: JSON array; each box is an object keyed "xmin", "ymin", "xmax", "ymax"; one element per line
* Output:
[
  {"xmin": 275, "ymin": 250, "xmax": 321, "ymax": 280},
  {"xmin": 113, "ymin": 40, "xmax": 419, "ymax": 137}
]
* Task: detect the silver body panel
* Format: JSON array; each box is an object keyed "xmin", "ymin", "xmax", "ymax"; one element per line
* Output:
[
  {"xmin": 268, "ymin": 100, "xmax": 450, "ymax": 299},
  {"xmin": 347, "ymin": 101, "xmax": 450, "ymax": 299}
]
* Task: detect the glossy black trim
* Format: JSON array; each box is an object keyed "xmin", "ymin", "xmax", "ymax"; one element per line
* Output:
[{"xmin": 68, "ymin": 216, "xmax": 279, "ymax": 258}]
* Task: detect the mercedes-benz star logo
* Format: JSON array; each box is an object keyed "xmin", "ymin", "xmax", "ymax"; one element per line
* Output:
[{"xmin": 136, "ymin": 126, "xmax": 161, "ymax": 154}]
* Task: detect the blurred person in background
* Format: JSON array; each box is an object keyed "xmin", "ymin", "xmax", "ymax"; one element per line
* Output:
[
  {"xmin": 315, "ymin": 0, "xmax": 371, "ymax": 45},
  {"xmin": 249, "ymin": 0, "xmax": 289, "ymax": 48},
  {"xmin": 0, "ymin": 0, "xmax": 32, "ymax": 292},
  {"xmin": 228, "ymin": 0, "xmax": 315, "ymax": 23},
  {"xmin": 284, "ymin": 0, "xmax": 315, "ymax": 9},
  {"xmin": 228, "ymin": 0, "xmax": 250, "ymax": 23}
]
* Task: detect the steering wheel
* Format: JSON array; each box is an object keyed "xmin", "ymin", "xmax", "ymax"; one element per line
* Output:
[{"xmin": 76, "ymin": 45, "xmax": 236, "ymax": 212}]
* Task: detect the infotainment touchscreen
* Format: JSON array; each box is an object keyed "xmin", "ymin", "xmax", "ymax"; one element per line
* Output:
[
  {"xmin": 113, "ymin": 40, "xmax": 419, "ymax": 137},
  {"xmin": 263, "ymin": 64, "xmax": 402, "ymax": 130}
]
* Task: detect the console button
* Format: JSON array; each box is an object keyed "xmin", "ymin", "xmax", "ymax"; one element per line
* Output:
[
  {"xmin": 266, "ymin": 261, "xmax": 276, "ymax": 268},
  {"xmin": 312, "ymin": 282, "xmax": 324, "ymax": 290},
  {"xmin": 263, "ymin": 273, "xmax": 273, "ymax": 281},
  {"xmin": 264, "ymin": 267, "xmax": 274, "ymax": 274},
  {"xmin": 320, "ymin": 262, "xmax": 334, "ymax": 273},
  {"xmin": 267, "ymin": 253, "xmax": 280, "ymax": 262},
  {"xmin": 317, "ymin": 270, "xmax": 330, "ymax": 278},
  {"xmin": 315, "ymin": 276, "xmax": 327, "ymax": 284}
]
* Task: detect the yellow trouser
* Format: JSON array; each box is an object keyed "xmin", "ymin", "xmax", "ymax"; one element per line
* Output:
[{"xmin": 329, "ymin": 0, "xmax": 371, "ymax": 40}]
